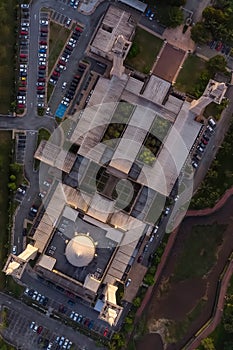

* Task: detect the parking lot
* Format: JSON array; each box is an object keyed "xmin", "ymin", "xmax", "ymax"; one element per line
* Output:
[
  {"xmin": 14, "ymin": 131, "xmax": 27, "ymax": 163},
  {"xmin": 2, "ymin": 306, "xmax": 75, "ymax": 350},
  {"xmin": 22, "ymin": 285, "xmax": 113, "ymax": 341}
]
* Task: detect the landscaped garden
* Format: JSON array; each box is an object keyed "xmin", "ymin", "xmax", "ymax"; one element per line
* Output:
[
  {"xmin": 48, "ymin": 21, "xmax": 70, "ymax": 75},
  {"xmin": 175, "ymin": 55, "xmax": 206, "ymax": 96},
  {"xmin": 175, "ymin": 54, "xmax": 228, "ymax": 98},
  {"xmin": 125, "ymin": 27, "xmax": 163, "ymax": 74},
  {"xmin": 137, "ymin": 115, "xmax": 171, "ymax": 165},
  {"xmin": 101, "ymin": 102, "xmax": 135, "ymax": 148}
]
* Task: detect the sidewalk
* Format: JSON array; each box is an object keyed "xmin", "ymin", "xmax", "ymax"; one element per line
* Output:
[{"xmin": 79, "ymin": 0, "xmax": 105, "ymax": 15}]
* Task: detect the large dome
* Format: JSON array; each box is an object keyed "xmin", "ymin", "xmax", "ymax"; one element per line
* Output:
[{"xmin": 65, "ymin": 234, "xmax": 95, "ymax": 267}]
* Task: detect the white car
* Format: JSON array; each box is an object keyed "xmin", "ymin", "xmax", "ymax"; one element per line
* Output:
[
  {"xmin": 30, "ymin": 321, "xmax": 35, "ymax": 329},
  {"xmin": 12, "ymin": 246, "xmax": 17, "ymax": 254},
  {"xmin": 47, "ymin": 343, "xmax": 53, "ymax": 350},
  {"xmin": 21, "ymin": 4, "xmax": 29, "ymax": 8},
  {"xmin": 66, "ymin": 18, "xmax": 71, "ymax": 26},
  {"xmin": 61, "ymin": 57, "xmax": 68, "ymax": 62},
  {"xmin": 70, "ymin": 311, "xmax": 75, "ymax": 319},
  {"xmin": 125, "ymin": 278, "xmax": 131, "ymax": 287},
  {"xmin": 62, "ymin": 82, "xmax": 67, "ymax": 90},
  {"xmin": 69, "ymin": 38, "xmax": 76, "ymax": 43},
  {"xmin": 37, "ymin": 102, "xmax": 45, "ymax": 107},
  {"xmin": 164, "ymin": 207, "xmax": 170, "ymax": 216},
  {"xmin": 68, "ymin": 41, "xmax": 75, "ymax": 48},
  {"xmin": 59, "ymin": 337, "xmax": 65, "ymax": 346},
  {"xmin": 24, "ymin": 287, "xmax": 30, "ymax": 295},
  {"xmin": 33, "ymin": 324, "xmax": 38, "ymax": 333},
  {"xmin": 43, "ymin": 181, "xmax": 50, "ymax": 187},
  {"xmin": 40, "ymin": 20, "xmax": 48, "ymax": 25},
  {"xmin": 73, "ymin": 313, "xmax": 78, "ymax": 321},
  {"xmin": 21, "ymin": 22, "xmax": 29, "ymax": 27},
  {"xmin": 59, "ymin": 65, "xmax": 66, "ymax": 70},
  {"xmin": 40, "ymin": 45, "xmax": 48, "ymax": 49},
  {"xmin": 38, "ymin": 53, "xmax": 46, "ymax": 58},
  {"xmin": 38, "ymin": 61, "xmax": 46, "ymax": 65},
  {"xmin": 152, "ymin": 225, "xmax": 159, "ymax": 234},
  {"xmin": 61, "ymin": 100, "xmax": 69, "ymax": 107}
]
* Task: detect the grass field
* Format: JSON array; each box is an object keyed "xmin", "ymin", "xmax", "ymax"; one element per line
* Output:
[
  {"xmin": 175, "ymin": 55, "xmax": 206, "ymax": 95},
  {"xmin": 0, "ymin": 1, "xmax": 17, "ymax": 113},
  {"xmin": 0, "ymin": 132, "xmax": 12, "ymax": 289},
  {"xmin": 125, "ymin": 27, "xmax": 163, "ymax": 73},
  {"xmin": 173, "ymin": 223, "xmax": 224, "ymax": 282},
  {"xmin": 48, "ymin": 21, "xmax": 70, "ymax": 75}
]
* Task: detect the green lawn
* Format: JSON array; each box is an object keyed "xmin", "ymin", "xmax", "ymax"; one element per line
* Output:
[
  {"xmin": 48, "ymin": 22, "xmax": 70, "ymax": 75},
  {"xmin": 37, "ymin": 128, "xmax": 51, "ymax": 147},
  {"xmin": 0, "ymin": 1, "xmax": 17, "ymax": 113},
  {"xmin": 125, "ymin": 27, "xmax": 163, "ymax": 74},
  {"xmin": 173, "ymin": 223, "xmax": 225, "ymax": 282},
  {"xmin": 175, "ymin": 55, "xmax": 206, "ymax": 95},
  {"xmin": 0, "ymin": 132, "xmax": 12, "ymax": 289}
]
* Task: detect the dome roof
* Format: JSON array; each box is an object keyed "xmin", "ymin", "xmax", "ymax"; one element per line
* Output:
[{"xmin": 65, "ymin": 234, "xmax": 95, "ymax": 267}]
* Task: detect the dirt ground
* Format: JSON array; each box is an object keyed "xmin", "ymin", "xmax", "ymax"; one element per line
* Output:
[{"xmin": 136, "ymin": 195, "xmax": 233, "ymax": 350}]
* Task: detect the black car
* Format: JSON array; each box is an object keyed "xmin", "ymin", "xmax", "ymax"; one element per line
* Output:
[
  {"xmin": 64, "ymin": 49, "xmax": 72, "ymax": 55},
  {"xmin": 202, "ymin": 134, "xmax": 210, "ymax": 141}
]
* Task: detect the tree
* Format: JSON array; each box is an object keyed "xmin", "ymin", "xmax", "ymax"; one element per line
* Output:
[
  {"xmin": 191, "ymin": 22, "xmax": 212, "ymax": 44},
  {"xmin": 167, "ymin": 6, "xmax": 184, "ymax": 28},
  {"xmin": 144, "ymin": 273, "xmax": 155, "ymax": 286},
  {"xmin": 9, "ymin": 174, "xmax": 16, "ymax": 182},
  {"xmin": 133, "ymin": 296, "xmax": 141, "ymax": 307},
  {"xmin": 8, "ymin": 182, "xmax": 16, "ymax": 191},
  {"xmin": 127, "ymin": 42, "xmax": 140, "ymax": 59},
  {"xmin": 206, "ymin": 55, "xmax": 227, "ymax": 75},
  {"xmin": 200, "ymin": 337, "xmax": 215, "ymax": 350}
]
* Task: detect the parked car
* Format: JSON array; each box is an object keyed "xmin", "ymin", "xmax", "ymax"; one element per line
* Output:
[{"xmin": 125, "ymin": 278, "xmax": 131, "ymax": 287}]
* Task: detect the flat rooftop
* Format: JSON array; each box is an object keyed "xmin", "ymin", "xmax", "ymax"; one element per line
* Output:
[
  {"xmin": 153, "ymin": 43, "xmax": 186, "ymax": 83},
  {"xmin": 91, "ymin": 5, "xmax": 135, "ymax": 55}
]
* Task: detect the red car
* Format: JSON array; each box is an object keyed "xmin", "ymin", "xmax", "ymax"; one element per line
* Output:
[
  {"xmin": 137, "ymin": 255, "xmax": 143, "ymax": 263},
  {"xmin": 38, "ymin": 78, "xmax": 45, "ymax": 82},
  {"xmin": 75, "ymin": 26, "xmax": 82, "ymax": 32},
  {"xmin": 53, "ymin": 71, "xmax": 60, "ymax": 77},
  {"xmin": 38, "ymin": 66, "xmax": 46, "ymax": 70},
  {"xmin": 201, "ymin": 138, "xmax": 208, "ymax": 145},
  {"xmin": 103, "ymin": 328, "xmax": 108, "ymax": 337},
  {"xmin": 84, "ymin": 318, "xmax": 90, "ymax": 326},
  {"xmin": 37, "ymin": 326, "xmax": 43, "ymax": 334},
  {"xmin": 17, "ymin": 103, "xmax": 25, "ymax": 109},
  {"xmin": 37, "ymin": 86, "xmax": 44, "ymax": 91},
  {"xmin": 59, "ymin": 60, "xmax": 66, "ymax": 66},
  {"xmin": 216, "ymin": 41, "xmax": 223, "ymax": 51},
  {"xmin": 39, "ymin": 41, "xmax": 47, "ymax": 45},
  {"xmin": 20, "ymin": 81, "xmax": 27, "ymax": 86}
]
